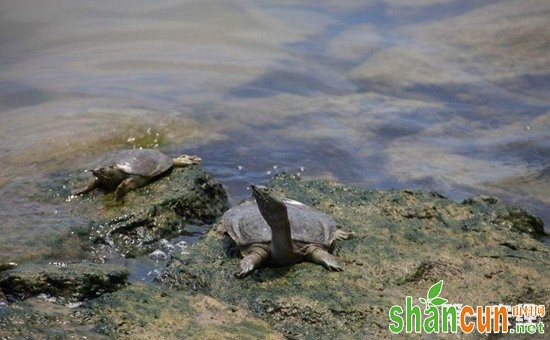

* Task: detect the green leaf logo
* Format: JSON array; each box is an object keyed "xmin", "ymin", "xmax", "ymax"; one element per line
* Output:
[
  {"xmin": 421, "ymin": 280, "xmax": 448, "ymax": 310},
  {"xmin": 431, "ymin": 297, "xmax": 447, "ymax": 306},
  {"xmin": 428, "ymin": 280, "xmax": 443, "ymax": 299}
]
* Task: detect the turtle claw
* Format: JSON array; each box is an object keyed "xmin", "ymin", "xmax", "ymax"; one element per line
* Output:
[
  {"xmin": 235, "ymin": 266, "xmax": 254, "ymax": 279},
  {"xmin": 234, "ymin": 270, "xmax": 249, "ymax": 279},
  {"xmin": 325, "ymin": 262, "xmax": 343, "ymax": 272},
  {"xmin": 320, "ymin": 256, "xmax": 343, "ymax": 272},
  {"xmin": 235, "ymin": 255, "xmax": 259, "ymax": 278}
]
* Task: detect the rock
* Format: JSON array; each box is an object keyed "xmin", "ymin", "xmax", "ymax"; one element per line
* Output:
[
  {"xmin": 164, "ymin": 173, "xmax": 549, "ymax": 338},
  {"xmin": 84, "ymin": 283, "xmax": 284, "ymax": 338},
  {"xmin": 1, "ymin": 173, "xmax": 547, "ymax": 338},
  {"xmin": 0, "ymin": 283, "xmax": 284, "ymax": 339},
  {"xmin": 0, "ymin": 262, "xmax": 17, "ymax": 272},
  {"xmin": 462, "ymin": 195, "xmax": 544, "ymax": 236},
  {"xmin": 0, "ymin": 262, "xmax": 128, "ymax": 302},
  {"xmin": 74, "ymin": 165, "xmax": 228, "ymax": 257},
  {"xmin": 0, "ymin": 162, "xmax": 231, "ymax": 337},
  {"xmin": 0, "ymin": 290, "xmax": 6, "ymax": 307}
]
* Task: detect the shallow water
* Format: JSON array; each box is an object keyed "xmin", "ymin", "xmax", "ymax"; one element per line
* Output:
[{"xmin": 1, "ymin": 0, "xmax": 549, "ymax": 263}]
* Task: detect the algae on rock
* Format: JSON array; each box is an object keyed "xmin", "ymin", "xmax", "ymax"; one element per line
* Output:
[
  {"xmin": 1, "ymin": 172, "xmax": 547, "ymax": 339},
  {"xmin": 0, "ymin": 262, "xmax": 128, "ymax": 303},
  {"xmin": 165, "ymin": 173, "xmax": 549, "ymax": 339},
  {"xmin": 73, "ymin": 165, "xmax": 229, "ymax": 257},
  {"xmin": 0, "ymin": 283, "xmax": 284, "ymax": 339}
]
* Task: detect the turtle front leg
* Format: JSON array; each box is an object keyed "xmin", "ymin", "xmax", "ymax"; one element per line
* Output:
[
  {"xmin": 303, "ymin": 245, "xmax": 343, "ymax": 272},
  {"xmin": 114, "ymin": 176, "xmax": 149, "ymax": 201},
  {"xmin": 236, "ymin": 246, "xmax": 269, "ymax": 278},
  {"xmin": 73, "ymin": 178, "xmax": 101, "ymax": 197}
]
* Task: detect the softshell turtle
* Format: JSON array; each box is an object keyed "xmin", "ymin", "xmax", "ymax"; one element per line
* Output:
[
  {"xmin": 74, "ymin": 148, "xmax": 201, "ymax": 200},
  {"xmin": 219, "ymin": 185, "xmax": 352, "ymax": 277}
]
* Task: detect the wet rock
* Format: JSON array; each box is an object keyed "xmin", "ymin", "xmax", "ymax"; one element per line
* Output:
[
  {"xmin": 2, "ymin": 173, "xmax": 547, "ymax": 338},
  {"xmin": 0, "ymin": 262, "xmax": 128, "ymax": 302},
  {"xmin": 0, "ymin": 299, "xmax": 108, "ymax": 339},
  {"xmin": 0, "ymin": 262, "xmax": 17, "ymax": 272},
  {"xmin": 148, "ymin": 249, "xmax": 168, "ymax": 261},
  {"xmin": 164, "ymin": 173, "xmax": 549, "ymax": 339},
  {"xmin": 0, "ymin": 290, "xmax": 6, "ymax": 307},
  {"xmin": 0, "ymin": 283, "xmax": 283, "ymax": 339},
  {"xmin": 74, "ymin": 165, "xmax": 228, "ymax": 257},
  {"xmin": 462, "ymin": 195, "xmax": 544, "ymax": 237},
  {"xmin": 84, "ymin": 283, "xmax": 284, "ymax": 338}
]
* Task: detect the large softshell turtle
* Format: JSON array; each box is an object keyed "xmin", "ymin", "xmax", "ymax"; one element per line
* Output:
[
  {"xmin": 74, "ymin": 148, "xmax": 201, "ymax": 200},
  {"xmin": 219, "ymin": 185, "xmax": 352, "ymax": 277}
]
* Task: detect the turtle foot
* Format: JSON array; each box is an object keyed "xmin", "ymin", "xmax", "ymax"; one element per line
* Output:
[
  {"xmin": 235, "ymin": 257, "xmax": 256, "ymax": 278},
  {"xmin": 234, "ymin": 249, "xmax": 267, "ymax": 278},
  {"xmin": 335, "ymin": 229, "xmax": 354, "ymax": 240},
  {"xmin": 323, "ymin": 259, "xmax": 343, "ymax": 272},
  {"xmin": 307, "ymin": 248, "xmax": 344, "ymax": 272}
]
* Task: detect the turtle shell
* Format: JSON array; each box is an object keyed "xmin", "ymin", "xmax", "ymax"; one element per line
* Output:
[
  {"xmin": 114, "ymin": 149, "xmax": 173, "ymax": 178},
  {"xmin": 220, "ymin": 198, "xmax": 337, "ymax": 248}
]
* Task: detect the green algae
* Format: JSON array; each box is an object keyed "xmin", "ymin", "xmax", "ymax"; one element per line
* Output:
[
  {"xmin": 84, "ymin": 283, "xmax": 283, "ymax": 339},
  {"xmin": 0, "ymin": 283, "xmax": 283, "ymax": 339},
  {"xmin": 0, "ymin": 262, "xmax": 128, "ymax": 303}
]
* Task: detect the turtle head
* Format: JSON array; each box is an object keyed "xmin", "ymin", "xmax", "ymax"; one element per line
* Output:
[
  {"xmin": 250, "ymin": 185, "xmax": 287, "ymax": 224},
  {"xmin": 172, "ymin": 154, "xmax": 202, "ymax": 166},
  {"xmin": 91, "ymin": 166, "xmax": 125, "ymax": 188}
]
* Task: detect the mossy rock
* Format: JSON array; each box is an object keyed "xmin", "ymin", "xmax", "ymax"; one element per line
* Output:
[
  {"xmin": 0, "ymin": 283, "xmax": 284, "ymax": 339},
  {"xmin": 1, "ymin": 173, "xmax": 547, "ymax": 339},
  {"xmin": 72, "ymin": 165, "xmax": 229, "ymax": 257},
  {"xmin": 164, "ymin": 173, "xmax": 549, "ymax": 338},
  {"xmin": 0, "ymin": 262, "xmax": 128, "ymax": 302}
]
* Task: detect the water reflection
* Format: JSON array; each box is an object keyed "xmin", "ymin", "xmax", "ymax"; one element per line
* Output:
[{"xmin": 0, "ymin": 0, "xmax": 548, "ymax": 262}]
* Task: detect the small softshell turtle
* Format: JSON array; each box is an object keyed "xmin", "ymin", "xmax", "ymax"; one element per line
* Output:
[
  {"xmin": 219, "ymin": 185, "xmax": 352, "ymax": 278},
  {"xmin": 74, "ymin": 149, "xmax": 201, "ymax": 201}
]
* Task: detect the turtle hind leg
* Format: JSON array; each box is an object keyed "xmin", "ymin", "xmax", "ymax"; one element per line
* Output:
[
  {"xmin": 235, "ymin": 246, "xmax": 269, "ymax": 278},
  {"xmin": 114, "ymin": 176, "xmax": 149, "ymax": 201},
  {"xmin": 335, "ymin": 229, "xmax": 353, "ymax": 240},
  {"xmin": 303, "ymin": 245, "xmax": 343, "ymax": 272}
]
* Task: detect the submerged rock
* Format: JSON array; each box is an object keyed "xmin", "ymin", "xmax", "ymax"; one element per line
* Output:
[
  {"xmin": 164, "ymin": 173, "xmax": 549, "ymax": 338},
  {"xmin": 74, "ymin": 165, "xmax": 228, "ymax": 257},
  {"xmin": 0, "ymin": 262, "xmax": 128, "ymax": 303}
]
